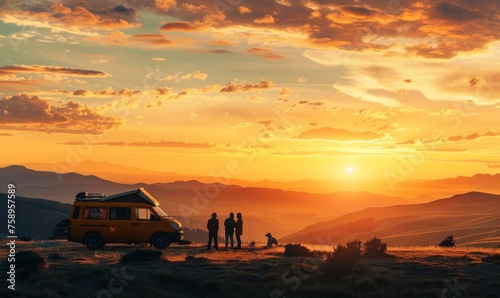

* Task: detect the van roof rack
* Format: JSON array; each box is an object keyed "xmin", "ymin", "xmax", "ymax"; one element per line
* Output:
[{"xmin": 75, "ymin": 192, "xmax": 106, "ymax": 200}]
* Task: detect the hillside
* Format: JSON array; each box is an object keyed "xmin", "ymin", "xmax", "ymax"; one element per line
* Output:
[
  {"xmin": 0, "ymin": 165, "xmax": 410, "ymax": 241},
  {"xmin": 280, "ymin": 192, "xmax": 500, "ymax": 247},
  {"xmin": 0, "ymin": 193, "xmax": 71, "ymax": 239}
]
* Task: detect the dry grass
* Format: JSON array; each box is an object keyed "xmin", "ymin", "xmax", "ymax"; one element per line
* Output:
[{"xmin": 1, "ymin": 240, "xmax": 499, "ymax": 297}]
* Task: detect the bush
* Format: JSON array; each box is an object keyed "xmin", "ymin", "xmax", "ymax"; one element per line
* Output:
[
  {"xmin": 324, "ymin": 240, "xmax": 361, "ymax": 278},
  {"xmin": 363, "ymin": 236, "xmax": 387, "ymax": 257},
  {"xmin": 284, "ymin": 243, "xmax": 311, "ymax": 257},
  {"xmin": 52, "ymin": 219, "xmax": 69, "ymax": 240},
  {"xmin": 120, "ymin": 249, "xmax": 163, "ymax": 263},
  {"xmin": 438, "ymin": 235, "xmax": 456, "ymax": 247},
  {"xmin": 481, "ymin": 254, "xmax": 500, "ymax": 264},
  {"xmin": 249, "ymin": 241, "xmax": 256, "ymax": 248},
  {"xmin": 19, "ymin": 236, "xmax": 33, "ymax": 242},
  {"xmin": 15, "ymin": 250, "xmax": 47, "ymax": 277}
]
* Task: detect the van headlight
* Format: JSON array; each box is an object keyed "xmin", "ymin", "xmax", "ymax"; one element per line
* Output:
[{"xmin": 169, "ymin": 222, "xmax": 180, "ymax": 232}]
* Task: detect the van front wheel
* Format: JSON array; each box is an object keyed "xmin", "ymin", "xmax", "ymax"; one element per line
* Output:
[
  {"xmin": 85, "ymin": 233, "xmax": 102, "ymax": 250},
  {"xmin": 151, "ymin": 233, "xmax": 170, "ymax": 249}
]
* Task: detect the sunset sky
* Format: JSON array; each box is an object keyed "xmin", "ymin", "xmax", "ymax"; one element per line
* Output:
[{"xmin": 1, "ymin": 0, "xmax": 500, "ymax": 185}]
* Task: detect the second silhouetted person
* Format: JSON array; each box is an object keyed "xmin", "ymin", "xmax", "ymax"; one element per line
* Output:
[{"xmin": 224, "ymin": 212, "xmax": 236, "ymax": 248}]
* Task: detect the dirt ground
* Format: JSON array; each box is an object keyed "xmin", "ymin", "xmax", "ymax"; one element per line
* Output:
[{"xmin": 1, "ymin": 240, "xmax": 499, "ymax": 298}]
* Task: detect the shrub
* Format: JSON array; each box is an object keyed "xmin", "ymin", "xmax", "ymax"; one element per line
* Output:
[
  {"xmin": 52, "ymin": 219, "xmax": 69, "ymax": 240},
  {"xmin": 15, "ymin": 250, "xmax": 47, "ymax": 277},
  {"xmin": 438, "ymin": 235, "xmax": 456, "ymax": 247},
  {"xmin": 120, "ymin": 249, "xmax": 163, "ymax": 263},
  {"xmin": 284, "ymin": 243, "xmax": 311, "ymax": 257},
  {"xmin": 249, "ymin": 241, "xmax": 256, "ymax": 248},
  {"xmin": 324, "ymin": 240, "xmax": 361, "ymax": 278},
  {"xmin": 481, "ymin": 254, "xmax": 500, "ymax": 264},
  {"xmin": 19, "ymin": 236, "xmax": 33, "ymax": 242},
  {"xmin": 363, "ymin": 236, "xmax": 387, "ymax": 257}
]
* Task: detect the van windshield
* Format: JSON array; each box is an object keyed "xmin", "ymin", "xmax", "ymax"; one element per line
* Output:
[{"xmin": 153, "ymin": 206, "xmax": 167, "ymax": 217}]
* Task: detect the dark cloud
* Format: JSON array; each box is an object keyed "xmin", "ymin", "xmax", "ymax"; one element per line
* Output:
[
  {"xmin": 432, "ymin": 2, "xmax": 481, "ymax": 22},
  {"xmin": 0, "ymin": 94, "xmax": 122, "ymax": 134},
  {"xmin": 340, "ymin": 6, "xmax": 376, "ymax": 16},
  {"xmin": 220, "ymin": 80, "xmax": 274, "ymax": 93},
  {"xmin": 160, "ymin": 21, "xmax": 200, "ymax": 31},
  {"xmin": 0, "ymin": 65, "xmax": 108, "ymax": 77}
]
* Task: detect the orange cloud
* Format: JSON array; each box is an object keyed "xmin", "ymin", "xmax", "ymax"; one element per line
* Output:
[
  {"xmin": 0, "ymin": 94, "xmax": 122, "ymax": 134},
  {"xmin": 239, "ymin": 6, "xmax": 252, "ymax": 14},
  {"xmin": 296, "ymin": 127, "xmax": 382, "ymax": 141},
  {"xmin": 160, "ymin": 21, "xmax": 200, "ymax": 31},
  {"xmin": 254, "ymin": 14, "xmax": 275, "ymax": 24},
  {"xmin": 0, "ymin": 3, "xmax": 139, "ymax": 35},
  {"xmin": 220, "ymin": 80, "xmax": 275, "ymax": 93},
  {"xmin": 60, "ymin": 140, "xmax": 212, "ymax": 149},
  {"xmin": 247, "ymin": 48, "xmax": 286, "ymax": 60}
]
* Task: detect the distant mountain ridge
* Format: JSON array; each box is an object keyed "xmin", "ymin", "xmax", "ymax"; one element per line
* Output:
[
  {"xmin": 0, "ymin": 165, "xmax": 410, "ymax": 241},
  {"xmin": 11, "ymin": 161, "xmax": 500, "ymax": 198},
  {"xmin": 280, "ymin": 191, "xmax": 500, "ymax": 247}
]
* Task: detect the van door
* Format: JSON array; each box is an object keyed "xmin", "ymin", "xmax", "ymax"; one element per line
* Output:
[
  {"xmin": 131, "ymin": 207, "xmax": 161, "ymax": 243},
  {"xmin": 107, "ymin": 207, "xmax": 132, "ymax": 242}
]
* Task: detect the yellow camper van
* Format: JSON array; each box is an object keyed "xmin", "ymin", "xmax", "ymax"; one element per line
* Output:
[{"xmin": 67, "ymin": 188, "xmax": 183, "ymax": 250}]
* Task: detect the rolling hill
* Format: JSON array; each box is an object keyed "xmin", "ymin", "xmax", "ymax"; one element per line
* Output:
[
  {"xmin": 0, "ymin": 165, "xmax": 410, "ymax": 241},
  {"xmin": 280, "ymin": 192, "xmax": 500, "ymax": 247}
]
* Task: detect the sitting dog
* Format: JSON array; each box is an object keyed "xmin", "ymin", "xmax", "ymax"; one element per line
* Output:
[{"xmin": 265, "ymin": 233, "xmax": 278, "ymax": 248}]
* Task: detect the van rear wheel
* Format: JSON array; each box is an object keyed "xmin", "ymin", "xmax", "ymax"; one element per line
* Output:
[
  {"xmin": 151, "ymin": 233, "xmax": 170, "ymax": 249},
  {"xmin": 85, "ymin": 232, "xmax": 102, "ymax": 250}
]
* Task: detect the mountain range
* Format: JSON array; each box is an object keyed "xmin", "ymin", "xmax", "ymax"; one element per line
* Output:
[
  {"xmin": 1, "ymin": 165, "xmax": 499, "ymax": 246},
  {"xmin": 281, "ymin": 192, "xmax": 500, "ymax": 246}
]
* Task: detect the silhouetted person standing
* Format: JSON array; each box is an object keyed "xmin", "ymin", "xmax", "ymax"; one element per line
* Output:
[
  {"xmin": 207, "ymin": 212, "xmax": 219, "ymax": 250},
  {"xmin": 224, "ymin": 212, "xmax": 236, "ymax": 248},
  {"xmin": 235, "ymin": 212, "xmax": 243, "ymax": 249}
]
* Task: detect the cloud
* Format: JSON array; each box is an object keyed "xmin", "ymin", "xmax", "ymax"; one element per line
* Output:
[
  {"xmin": 253, "ymin": 14, "xmax": 275, "ymax": 24},
  {"xmin": 162, "ymin": 71, "xmax": 208, "ymax": 82},
  {"xmin": 0, "ymin": 133, "xmax": 14, "ymax": 136},
  {"xmin": 220, "ymin": 80, "xmax": 275, "ymax": 93},
  {"xmin": 211, "ymin": 40, "xmax": 236, "ymax": 46},
  {"xmin": 0, "ymin": 65, "xmax": 108, "ymax": 77},
  {"xmin": 0, "ymin": 94, "xmax": 122, "ymax": 134},
  {"xmin": 60, "ymin": 139, "xmax": 212, "ymax": 149},
  {"xmin": 160, "ymin": 21, "xmax": 200, "ymax": 31},
  {"xmin": 446, "ymin": 131, "xmax": 500, "ymax": 142},
  {"xmin": 238, "ymin": 6, "xmax": 252, "ymax": 14},
  {"xmin": 151, "ymin": 57, "xmax": 166, "ymax": 61},
  {"xmin": 0, "ymin": 2, "xmax": 140, "ymax": 36},
  {"xmin": 396, "ymin": 131, "xmax": 500, "ymax": 146},
  {"xmin": 431, "ymin": 2, "xmax": 481, "ymax": 22},
  {"xmin": 296, "ymin": 127, "xmax": 382, "ymax": 141},
  {"xmin": 247, "ymin": 48, "xmax": 286, "ymax": 60}
]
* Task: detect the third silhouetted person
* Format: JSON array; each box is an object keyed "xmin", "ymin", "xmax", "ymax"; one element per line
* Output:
[
  {"xmin": 235, "ymin": 212, "xmax": 243, "ymax": 249},
  {"xmin": 207, "ymin": 212, "xmax": 219, "ymax": 250},
  {"xmin": 224, "ymin": 212, "xmax": 236, "ymax": 248}
]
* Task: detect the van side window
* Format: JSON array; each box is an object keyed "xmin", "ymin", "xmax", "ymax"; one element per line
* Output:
[
  {"xmin": 136, "ymin": 208, "xmax": 157, "ymax": 221},
  {"xmin": 72, "ymin": 206, "xmax": 81, "ymax": 219},
  {"xmin": 82, "ymin": 207, "xmax": 108, "ymax": 220},
  {"xmin": 109, "ymin": 208, "xmax": 131, "ymax": 220}
]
